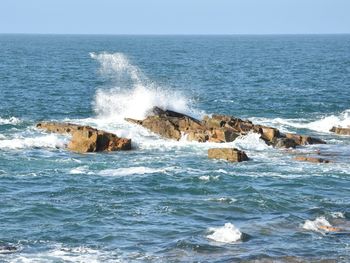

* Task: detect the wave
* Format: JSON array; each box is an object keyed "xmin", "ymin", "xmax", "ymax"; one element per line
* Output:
[
  {"xmin": 207, "ymin": 223, "xmax": 242, "ymax": 243},
  {"xmin": 98, "ymin": 166, "xmax": 174, "ymax": 177},
  {"xmin": 90, "ymin": 52, "xmax": 202, "ymax": 121},
  {"xmin": 4, "ymin": 244, "xmax": 110, "ymax": 263},
  {"xmin": 0, "ymin": 117, "xmax": 21, "ymax": 125},
  {"xmin": 251, "ymin": 109, "xmax": 350, "ymax": 133},
  {"xmin": 0, "ymin": 134, "xmax": 67, "ymax": 150},
  {"xmin": 302, "ymin": 216, "xmax": 336, "ymax": 233}
]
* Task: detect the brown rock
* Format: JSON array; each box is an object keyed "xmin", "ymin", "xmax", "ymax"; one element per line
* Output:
[
  {"xmin": 37, "ymin": 122, "xmax": 131, "ymax": 153},
  {"xmin": 330, "ymin": 126, "xmax": 350, "ymax": 135},
  {"xmin": 208, "ymin": 148, "xmax": 249, "ymax": 162},
  {"xmin": 125, "ymin": 106, "xmax": 326, "ymax": 147},
  {"xmin": 294, "ymin": 156, "xmax": 331, "ymax": 163},
  {"xmin": 285, "ymin": 133, "xmax": 326, "ymax": 146}
]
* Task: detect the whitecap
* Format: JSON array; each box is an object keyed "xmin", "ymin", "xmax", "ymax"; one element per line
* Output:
[
  {"xmin": 98, "ymin": 166, "xmax": 173, "ymax": 177},
  {"xmin": 250, "ymin": 109, "xmax": 350, "ymax": 133},
  {"xmin": 0, "ymin": 134, "xmax": 67, "ymax": 150},
  {"xmin": 0, "ymin": 116, "xmax": 21, "ymax": 125},
  {"xmin": 69, "ymin": 166, "xmax": 94, "ymax": 175},
  {"xmin": 207, "ymin": 223, "xmax": 242, "ymax": 243},
  {"xmin": 302, "ymin": 216, "xmax": 333, "ymax": 232}
]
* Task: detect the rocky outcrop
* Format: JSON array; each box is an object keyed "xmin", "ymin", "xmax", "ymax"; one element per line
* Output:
[
  {"xmin": 330, "ymin": 126, "xmax": 350, "ymax": 135},
  {"xmin": 36, "ymin": 122, "xmax": 131, "ymax": 153},
  {"xmin": 294, "ymin": 156, "xmax": 331, "ymax": 164},
  {"xmin": 125, "ymin": 107, "xmax": 326, "ymax": 148},
  {"xmin": 208, "ymin": 148, "xmax": 249, "ymax": 162}
]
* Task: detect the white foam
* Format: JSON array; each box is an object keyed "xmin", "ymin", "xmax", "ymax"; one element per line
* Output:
[
  {"xmin": 232, "ymin": 132, "xmax": 271, "ymax": 151},
  {"xmin": 0, "ymin": 134, "xmax": 67, "ymax": 150},
  {"xmin": 90, "ymin": 52, "xmax": 202, "ymax": 122},
  {"xmin": 199, "ymin": 175, "xmax": 220, "ymax": 181},
  {"xmin": 7, "ymin": 245, "xmax": 110, "ymax": 263},
  {"xmin": 0, "ymin": 116, "xmax": 21, "ymax": 125},
  {"xmin": 250, "ymin": 109, "xmax": 350, "ymax": 133},
  {"xmin": 302, "ymin": 216, "xmax": 332, "ymax": 232},
  {"xmin": 69, "ymin": 166, "xmax": 94, "ymax": 175},
  {"xmin": 98, "ymin": 166, "xmax": 173, "ymax": 177},
  {"xmin": 330, "ymin": 212, "xmax": 345, "ymax": 219},
  {"xmin": 207, "ymin": 223, "xmax": 242, "ymax": 243}
]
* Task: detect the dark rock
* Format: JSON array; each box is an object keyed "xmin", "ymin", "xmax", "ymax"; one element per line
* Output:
[
  {"xmin": 208, "ymin": 148, "xmax": 249, "ymax": 162},
  {"xmin": 330, "ymin": 126, "xmax": 350, "ymax": 135}
]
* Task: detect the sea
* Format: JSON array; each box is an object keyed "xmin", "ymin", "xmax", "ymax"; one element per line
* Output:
[{"xmin": 0, "ymin": 34, "xmax": 350, "ymax": 262}]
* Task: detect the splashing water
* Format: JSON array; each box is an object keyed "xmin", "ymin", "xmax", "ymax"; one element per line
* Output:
[
  {"xmin": 207, "ymin": 223, "xmax": 242, "ymax": 243},
  {"xmin": 90, "ymin": 52, "xmax": 201, "ymax": 121}
]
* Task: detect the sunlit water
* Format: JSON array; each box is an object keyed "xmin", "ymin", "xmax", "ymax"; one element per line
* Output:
[{"xmin": 0, "ymin": 35, "xmax": 350, "ymax": 262}]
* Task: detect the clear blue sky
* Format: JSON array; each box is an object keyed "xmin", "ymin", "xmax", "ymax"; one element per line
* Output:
[{"xmin": 1, "ymin": 0, "xmax": 349, "ymax": 34}]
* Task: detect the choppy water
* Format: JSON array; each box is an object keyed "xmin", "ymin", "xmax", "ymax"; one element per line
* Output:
[{"xmin": 0, "ymin": 35, "xmax": 350, "ymax": 262}]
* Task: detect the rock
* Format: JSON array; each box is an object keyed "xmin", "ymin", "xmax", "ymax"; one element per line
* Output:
[
  {"xmin": 208, "ymin": 148, "xmax": 249, "ymax": 162},
  {"xmin": 125, "ymin": 106, "xmax": 326, "ymax": 148},
  {"xmin": 294, "ymin": 156, "xmax": 331, "ymax": 163},
  {"xmin": 273, "ymin": 137, "xmax": 298, "ymax": 148},
  {"xmin": 36, "ymin": 122, "xmax": 82, "ymax": 134},
  {"xmin": 285, "ymin": 133, "xmax": 326, "ymax": 145},
  {"xmin": 37, "ymin": 122, "xmax": 131, "ymax": 153},
  {"xmin": 330, "ymin": 126, "xmax": 350, "ymax": 135}
]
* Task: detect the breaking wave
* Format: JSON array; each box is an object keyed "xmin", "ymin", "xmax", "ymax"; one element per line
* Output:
[
  {"xmin": 251, "ymin": 109, "xmax": 350, "ymax": 133},
  {"xmin": 0, "ymin": 134, "xmax": 67, "ymax": 150},
  {"xmin": 207, "ymin": 223, "xmax": 242, "ymax": 243},
  {"xmin": 90, "ymin": 52, "xmax": 201, "ymax": 121},
  {"xmin": 302, "ymin": 216, "xmax": 334, "ymax": 233}
]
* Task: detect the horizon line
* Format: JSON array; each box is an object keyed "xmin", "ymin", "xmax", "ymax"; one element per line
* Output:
[{"xmin": 1, "ymin": 32, "xmax": 350, "ymax": 36}]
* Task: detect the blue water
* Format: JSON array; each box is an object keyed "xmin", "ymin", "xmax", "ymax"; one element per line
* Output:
[{"xmin": 1, "ymin": 35, "xmax": 350, "ymax": 262}]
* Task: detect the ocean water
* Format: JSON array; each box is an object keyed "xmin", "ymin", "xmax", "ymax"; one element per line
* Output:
[{"xmin": 0, "ymin": 34, "xmax": 350, "ymax": 262}]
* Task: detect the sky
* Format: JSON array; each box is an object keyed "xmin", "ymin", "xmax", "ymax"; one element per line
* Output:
[{"xmin": 0, "ymin": 0, "xmax": 349, "ymax": 34}]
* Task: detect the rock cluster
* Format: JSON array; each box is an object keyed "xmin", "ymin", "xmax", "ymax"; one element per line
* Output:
[
  {"xmin": 208, "ymin": 148, "xmax": 249, "ymax": 162},
  {"xmin": 36, "ymin": 122, "xmax": 131, "ymax": 153},
  {"xmin": 330, "ymin": 126, "xmax": 350, "ymax": 135},
  {"xmin": 126, "ymin": 107, "xmax": 326, "ymax": 148}
]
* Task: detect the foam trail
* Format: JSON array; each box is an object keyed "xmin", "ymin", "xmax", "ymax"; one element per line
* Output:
[
  {"xmin": 0, "ymin": 134, "xmax": 67, "ymax": 150},
  {"xmin": 207, "ymin": 223, "xmax": 242, "ymax": 243},
  {"xmin": 90, "ymin": 52, "xmax": 202, "ymax": 121}
]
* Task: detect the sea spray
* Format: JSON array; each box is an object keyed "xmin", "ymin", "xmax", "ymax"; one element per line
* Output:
[{"xmin": 90, "ymin": 52, "xmax": 202, "ymax": 121}]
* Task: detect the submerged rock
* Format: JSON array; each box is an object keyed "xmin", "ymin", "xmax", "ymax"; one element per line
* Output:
[
  {"xmin": 294, "ymin": 156, "xmax": 331, "ymax": 164},
  {"xmin": 36, "ymin": 122, "xmax": 131, "ymax": 153},
  {"xmin": 330, "ymin": 126, "xmax": 350, "ymax": 135},
  {"xmin": 208, "ymin": 148, "xmax": 249, "ymax": 162},
  {"xmin": 125, "ymin": 106, "xmax": 326, "ymax": 148}
]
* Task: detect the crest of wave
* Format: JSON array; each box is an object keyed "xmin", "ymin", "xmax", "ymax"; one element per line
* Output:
[{"xmin": 90, "ymin": 52, "xmax": 200, "ymax": 121}]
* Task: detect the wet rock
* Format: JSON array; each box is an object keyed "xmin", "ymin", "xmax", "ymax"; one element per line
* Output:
[
  {"xmin": 208, "ymin": 148, "xmax": 249, "ymax": 162},
  {"xmin": 330, "ymin": 126, "xmax": 350, "ymax": 135},
  {"xmin": 294, "ymin": 156, "xmax": 331, "ymax": 163},
  {"xmin": 37, "ymin": 122, "xmax": 131, "ymax": 153},
  {"xmin": 125, "ymin": 106, "xmax": 326, "ymax": 148}
]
